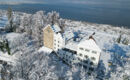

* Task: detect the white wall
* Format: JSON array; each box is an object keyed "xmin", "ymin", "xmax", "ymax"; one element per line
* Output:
[
  {"xmin": 77, "ymin": 44, "xmax": 101, "ymax": 66},
  {"xmin": 53, "ymin": 33, "xmax": 65, "ymax": 52}
]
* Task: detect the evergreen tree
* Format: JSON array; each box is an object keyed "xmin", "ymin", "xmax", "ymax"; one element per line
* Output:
[
  {"xmin": 5, "ymin": 39, "xmax": 11, "ymax": 55},
  {"xmin": 117, "ymin": 34, "xmax": 122, "ymax": 43},
  {"xmin": 122, "ymin": 38, "xmax": 129, "ymax": 45},
  {"xmin": 7, "ymin": 7, "xmax": 13, "ymax": 32}
]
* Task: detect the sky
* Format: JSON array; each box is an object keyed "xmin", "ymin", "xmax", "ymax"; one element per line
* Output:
[{"xmin": 0, "ymin": 0, "xmax": 130, "ymax": 6}]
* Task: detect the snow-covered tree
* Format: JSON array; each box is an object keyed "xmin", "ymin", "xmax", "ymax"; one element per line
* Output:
[
  {"xmin": 47, "ymin": 11, "xmax": 60, "ymax": 25},
  {"xmin": 7, "ymin": 7, "xmax": 13, "ymax": 32},
  {"xmin": 80, "ymin": 67, "xmax": 87, "ymax": 80}
]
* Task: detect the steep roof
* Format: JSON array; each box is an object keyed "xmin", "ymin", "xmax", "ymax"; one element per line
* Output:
[
  {"xmin": 43, "ymin": 24, "xmax": 61, "ymax": 33},
  {"xmin": 65, "ymin": 41, "xmax": 78, "ymax": 51},
  {"xmin": 52, "ymin": 24, "xmax": 61, "ymax": 33},
  {"xmin": 78, "ymin": 39, "xmax": 101, "ymax": 52}
]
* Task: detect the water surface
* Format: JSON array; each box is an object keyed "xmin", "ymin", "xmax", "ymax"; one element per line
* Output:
[{"xmin": 0, "ymin": 2, "xmax": 130, "ymax": 28}]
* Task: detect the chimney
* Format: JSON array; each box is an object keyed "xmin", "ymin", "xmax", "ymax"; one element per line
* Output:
[{"xmin": 89, "ymin": 32, "xmax": 96, "ymax": 42}]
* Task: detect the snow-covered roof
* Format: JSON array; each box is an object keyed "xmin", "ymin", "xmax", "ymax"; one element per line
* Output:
[
  {"xmin": 64, "ymin": 31, "xmax": 74, "ymax": 41},
  {"xmin": 43, "ymin": 24, "xmax": 61, "ymax": 33},
  {"xmin": 52, "ymin": 24, "xmax": 61, "ymax": 33},
  {"xmin": 65, "ymin": 41, "xmax": 78, "ymax": 51},
  {"xmin": 38, "ymin": 46, "xmax": 53, "ymax": 53},
  {"xmin": 78, "ymin": 39, "xmax": 101, "ymax": 52}
]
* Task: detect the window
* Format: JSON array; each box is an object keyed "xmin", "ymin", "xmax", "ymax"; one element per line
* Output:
[
  {"xmin": 87, "ymin": 72, "xmax": 91, "ymax": 75},
  {"xmin": 89, "ymin": 67, "xmax": 94, "ymax": 71},
  {"xmin": 85, "ymin": 55, "xmax": 88, "ymax": 59},
  {"xmin": 47, "ymin": 29, "xmax": 50, "ymax": 32},
  {"xmin": 73, "ymin": 51, "xmax": 77, "ymax": 55},
  {"xmin": 58, "ymin": 45, "xmax": 60, "ymax": 47},
  {"xmin": 92, "ymin": 51, "xmax": 97, "ymax": 54},
  {"xmin": 84, "ymin": 60, "xmax": 88, "ymax": 64},
  {"xmin": 85, "ymin": 49, "xmax": 90, "ymax": 52},
  {"xmin": 91, "ymin": 57, "xmax": 96, "ymax": 61},
  {"xmin": 79, "ymin": 47, "xmax": 84, "ymax": 50},
  {"xmin": 83, "ymin": 65, "xmax": 87, "ymax": 69},
  {"xmin": 78, "ymin": 57, "xmax": 81, "ymax": 61},
  {"xmin": 79, "ymin": 53, "xmax": 82, "ymax": 57},
  {"xmin": 90, "ymin": 62, "xmax": 93, "ymax": 65},
  {"xmin": 58, "ymin": 41, "xmax": 60, "ymax": 43}
]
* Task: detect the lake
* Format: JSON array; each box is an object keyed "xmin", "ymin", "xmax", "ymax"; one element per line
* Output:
[{"xmin": 0, "ymin": 3, "xmax": 130, "ymax": 28}]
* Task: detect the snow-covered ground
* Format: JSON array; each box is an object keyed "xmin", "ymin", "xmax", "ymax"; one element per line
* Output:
[
  {"xmin": 0, "ymin": 51, "xmax": 17, "ymax": 65},
  {"xmin": 0, "ymin": 33, "xmax": 24, "ymax": 66}
]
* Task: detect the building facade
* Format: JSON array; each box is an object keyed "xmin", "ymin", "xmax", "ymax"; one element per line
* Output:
[
  {"xmin": 43, "ymin": 24, "xmax": 101, "ymax": 74},
  {"xmin": 43, "ymin": 25, "xmax": 54, "ymax": 49},
  {"xmin": 43, "ymin": 24, "xmax": 65, "ymax": 50}
]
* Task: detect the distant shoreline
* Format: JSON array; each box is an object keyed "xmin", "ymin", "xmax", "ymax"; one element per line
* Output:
[
  {"xmin": 0, "ymin": 9, "xmax": 130, "ymax": 30},
  {"xmin": 0, "ymin": 3, "xmax": 130, "ymax": 28}
]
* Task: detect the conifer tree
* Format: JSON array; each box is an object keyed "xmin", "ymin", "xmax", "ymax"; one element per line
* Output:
[{"xmin": 7, "ymin": 7, "xmax": 13, "ymax": 32}]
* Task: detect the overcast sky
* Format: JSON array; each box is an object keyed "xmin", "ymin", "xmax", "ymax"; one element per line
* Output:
[{"xmin": 0, "ymin": 0, "xmax": 130, "ymax": 5}]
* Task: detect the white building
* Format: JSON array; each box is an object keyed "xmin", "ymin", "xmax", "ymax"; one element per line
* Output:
[
  {"xmin": 43, "ymin": 24, "xmax": 65, "ymax": 51},
  {"xmin": 52, "ymin": 24, "xmax": 65, "ymax": 51},
  {"xmin": 43, "ymin": 24, "xmax": 101, "ymax": 73},
  {"xmin": 77, "ymin": 39, "xmax": 101, "ymax": 71}
]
